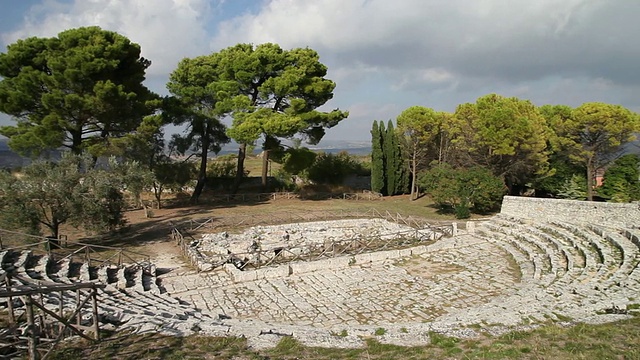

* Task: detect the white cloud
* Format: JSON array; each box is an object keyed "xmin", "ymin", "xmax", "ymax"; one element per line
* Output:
[
  {"xmin": 211, "ymin": 0, "xmax": 639, "ymax": 84},
  {"xmin": 1, "ymin": 0, "xmax": 215, "ymax": 75},
  {"xmin": 2, "ymin": 0, "xmax": 639, "ymax": 141},
  {"xmin": 347, "ymin": 102, "xmax": 399, "ymax": 119}
]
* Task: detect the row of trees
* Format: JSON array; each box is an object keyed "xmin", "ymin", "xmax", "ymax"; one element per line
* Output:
[
  {"xmin": 0, "ymin": 27, "xmax": 349, "ymax": 204},
  {"xmin": 379, "ymin": 95, "xmax": 639, "ymax": 217},
  {"xmin": 0, "ymin": 26, "xmax": 351, "ymax": 237}
]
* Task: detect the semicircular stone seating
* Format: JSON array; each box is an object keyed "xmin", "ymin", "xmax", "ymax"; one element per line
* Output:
[
  {"xmin": 0, "ymin": 249, "xmax": 211, "ymax": 334},
  {"xmin": 2, "ymin": 209, "xmax": 639, "ymax": 349},
  {"xmin": 467, "ymin": 213, "xmax": 640, "ymax": 324}
]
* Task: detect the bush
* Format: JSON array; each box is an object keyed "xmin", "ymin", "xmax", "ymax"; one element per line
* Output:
[
  {"xmin": 307, "ymin": 152, "xmax": 367, "ymax": 185},
  {"xmin": 455, "ymin": 202, "xmax": 471, "ymax": 219},
  {"xmin": 207, "ymin": 159, "xmax": 237, "ymax": 178},
  {"xmin": 558, "ymin": 174, "xmax": 587, "ymax": 200},
  {"xmin": 600, "ymin": 154, "xmax": 640, "ymax": 202},
  {"xmin": 418, "ymin": 164, "xmax": 506, "ymax": 216}
]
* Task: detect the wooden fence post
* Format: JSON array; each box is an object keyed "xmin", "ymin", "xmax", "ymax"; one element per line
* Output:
[
  {"xmin": 76, "ymin": 290, "xmax": 81, "ymax": 326},
  {"xmin": 5, "ymin": 274, "xmax": 14, "ymax": 324},
  {"xmin": 59, "ymin": 290, "xmax": 64, "ymax": 336},
  {"xmin": 25, "ymin": 295, "xmax": 39, "ymax": 360},
  {"xmin": 92, "ymin": 287, "xmax": 100, "ymax": 340}
]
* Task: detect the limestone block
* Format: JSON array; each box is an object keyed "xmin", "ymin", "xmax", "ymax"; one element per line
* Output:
[
  {"xmin": 257, "ymin": 265, "xmax": 290, "ymax": 280},
  {"xmin": 330, "ymin": 257, "xmax": 351, "ymax": 268},
  {"xmin": 398, "ymin": 248, "xmax": 412, "ymax": 258}
]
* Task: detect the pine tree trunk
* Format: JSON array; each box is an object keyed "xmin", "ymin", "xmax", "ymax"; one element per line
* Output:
[
  {"xmin": 586, "ymin": 158, "xmax": 594, "ymax": 201},
  {"xmin": 51, "ymin": 222, "xmax": 59, "ymax": 240},
  {"xmin": 232, "ymin": 143, "xmax": 247, "ymax": 194},
  {"xmin": 153, "ymin": 183, "xmax": 163, "ymax": 209},
  {"xmin": 411, "ymin": 150, "xmax": 417, "ymax": 201},
  {"xmin": 191, "ymin": 125, "xmax": 209, "ymax": 204},
  {"xmin": 261, "ymin": 149, "xmax": 270, "ymax": 192}
]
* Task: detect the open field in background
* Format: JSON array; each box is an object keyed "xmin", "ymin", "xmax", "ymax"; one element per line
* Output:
[
  {"xmin": 15, "ymin": 196, "xmax": 640, "ymax": 359},
  {"xmin": 213, "ymin": 152, "xmax": 371, "ymax": 177},
  {"xmin": 213, "ymin": 154, "xmax": 282, "ymax": 177}
]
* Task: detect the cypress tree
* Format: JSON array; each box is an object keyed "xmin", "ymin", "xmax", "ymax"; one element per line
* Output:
[
  {"xmin": 397, "ymin": 142, "xmax": 410, "ymax": 195},
  {"xmin": 385, "ymin": 120, "xmax": 397, "ymax": 196},
  {"xmin": 370, "ymin": 120, "xmax": 386, "ymax": 194},
  {"xmin": 381, "ymin": 120, "xmax": 410, "ymax": 196}
]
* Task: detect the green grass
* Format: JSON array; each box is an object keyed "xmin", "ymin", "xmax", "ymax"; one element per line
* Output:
[
  {"xmin": 374, "ymin": 327, "xmax": 387, "ymax": 336},
  {"xmin": 47, "ymin": 315, "xmax": 640, "ymax": 359}
]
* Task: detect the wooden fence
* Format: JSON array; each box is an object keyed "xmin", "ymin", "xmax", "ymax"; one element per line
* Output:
[
  {"xmin": 0, "ymin": 228, "xmax": 151, "ymax": 271},
  {"xmin": 152, "ymin": 191, "xmax": 383, "ymax": 209},
  {"xmin": 172, "ymin": 209, "xmax": 454, "ymax": 271},
  {"xmin": 0, "ymin": 273, "xmax": 103, "ymax": 360}
]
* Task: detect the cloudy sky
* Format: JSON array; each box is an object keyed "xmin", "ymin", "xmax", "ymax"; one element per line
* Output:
[{"xmin": 0, "ymin": 0, "xmax": 638, "ymax": 143}]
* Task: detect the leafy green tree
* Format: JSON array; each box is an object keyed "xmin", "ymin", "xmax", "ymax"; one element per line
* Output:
[
  {"xmin": 418, "ymin": 164, "xmax": 506, "ymax": 218},
  {"xmin": 306, "ymin": 152, "xmax": 363, "ymax": 185},
  {"xmin": 557, "ymin": 174, "xmax": 588, "ymax": 200},
  {"xmin": 279, "ymin": 147, "xmax": 318, "ymax": 177},
  {"xmin": 370, "ymin": 120, "xmax": 385, "ymax": 194},
  {"xmin": 151, "ymin": 160, "xmax": 196, "ymax": 206},
  {"xmin": 553, "ymin": 102, "xmax": 639, "ymax": 200},
  {"xmin": 167, "ymin": 56, "xmax": 233, "ymax": 202},
  {"xmin": 0, "ymin": 153, "xmax": 138, "ymax": 238},
  {"xmin": 106, "ymin": 111, "xmax": 195, "ymax": 208},
  {"xmin": 600, "ymin": 154, "xmax": 640, "ymax": 202},
  {"xmin": 397, "ymin": 106, "xmax": 452, "ymax": 200},
  {"xmin": 536, "ymin": 105, "xmax": 584, "ymax": 197},
  {"xmin": 418, "ymin": 163, "xmax": 458, "ymax": 208},
  {"xmin": 452, "ymin": 94, "xmax": 550, "ymax": 193},
  {"xmin": 111, "ymin": 159, "xmax": 155, "ymax": 209},
  {"xmin": 217, "ymin": 43, "xmax": 348, "ymax": 191},
  {"xmin": 533, "ymin": 155, "xmax": 586, "ymax": 197},
  {"xmin": 0, "ymin": 26, "xmax": 156, "ymax": 156}
]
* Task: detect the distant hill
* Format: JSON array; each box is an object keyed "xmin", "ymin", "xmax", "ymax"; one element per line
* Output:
[
  {"xmin": 0, "ymin": 138, "xmax": 27, "ymax": 169},
  {"xmin": 215, "ymin": 139, "xmax": 372, "ymax": 156},
  {"xmin": 0, "ymin": 138, "xmax": 373, "ymax": 169},
  {"xmin": 2, "ymin": 136, "xmax": 637, "ymax": 169}
]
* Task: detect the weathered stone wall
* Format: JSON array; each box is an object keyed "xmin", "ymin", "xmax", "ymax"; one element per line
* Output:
[{"xmin": 500, "ymin": 195, "xmax": 640, "ymax": 227}]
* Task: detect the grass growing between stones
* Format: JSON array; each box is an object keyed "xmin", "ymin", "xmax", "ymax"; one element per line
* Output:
[{"xmin": 47, "ymin": 315, "xmax": 640, "ymax": 359}]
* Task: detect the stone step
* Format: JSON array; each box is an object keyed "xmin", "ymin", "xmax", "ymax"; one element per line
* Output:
[
  {"xmin": 478, "ymin": 223, "xmax": 548, "ymax": 281},
  {"xmin": 49, "ymin": 258, "xmax": 72, "ymax": 283},
  {"xmin": 534, "ymin": 223, "xmax": 598, "ymax": 280},
  {"xmin": 473, "ymin": 230, "xmax": 536, "ymax": 281},
  {"xmin": 14, "ymin": 250, "xmax": 33, "ymax": 269}
]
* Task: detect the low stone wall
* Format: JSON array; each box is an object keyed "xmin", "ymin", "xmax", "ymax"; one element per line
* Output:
[
  {"xmin": 500, "ymin": 196, "xmax": 640, "ymax": 227},
  {"xmin": 222, "ymin": 245, "xmax": 432, "ymax": 283}
]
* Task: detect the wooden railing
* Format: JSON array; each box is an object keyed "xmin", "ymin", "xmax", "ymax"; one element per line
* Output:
[
  {"xmin": 0, "ymin": 273, "xmax": 104, "ymax": 360},
  {"xmin": 172, "ymin": 209, "xmax": 454, "ymax": 272},
  {"xmin": 154, "ymin": 191, "xmax": 383, "ymax": 208},
  {"xmin": 0, "ymin": 228, "xmax": 151, "ymax": 270},
  {"xmin": 182, "ymin": 208, "xmax": 454, "ymax": 233}
]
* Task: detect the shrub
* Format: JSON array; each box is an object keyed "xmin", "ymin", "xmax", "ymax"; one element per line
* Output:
[
  {"xmin": 558, "ymin": 174, "xmax": 587, "ymax": 200},
  {"xmin": 600, "ymin": 154, "xmax": 640, "ymax": 202},
  {"xmin": 207, "ymin": 159, "xmax": 237, "ymax": 178},
  {"xmin": 418, "ymin": 164, "xmax": 506, "ymax": 217},
  {"xmin": 307, "ymin": 152, "xmax": 366, "ymax": 185}
]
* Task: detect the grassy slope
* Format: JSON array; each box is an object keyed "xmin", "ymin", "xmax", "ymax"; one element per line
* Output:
[{"xmin": 49, "ymin": 317, "xmax": 640, "ymax": 359}]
